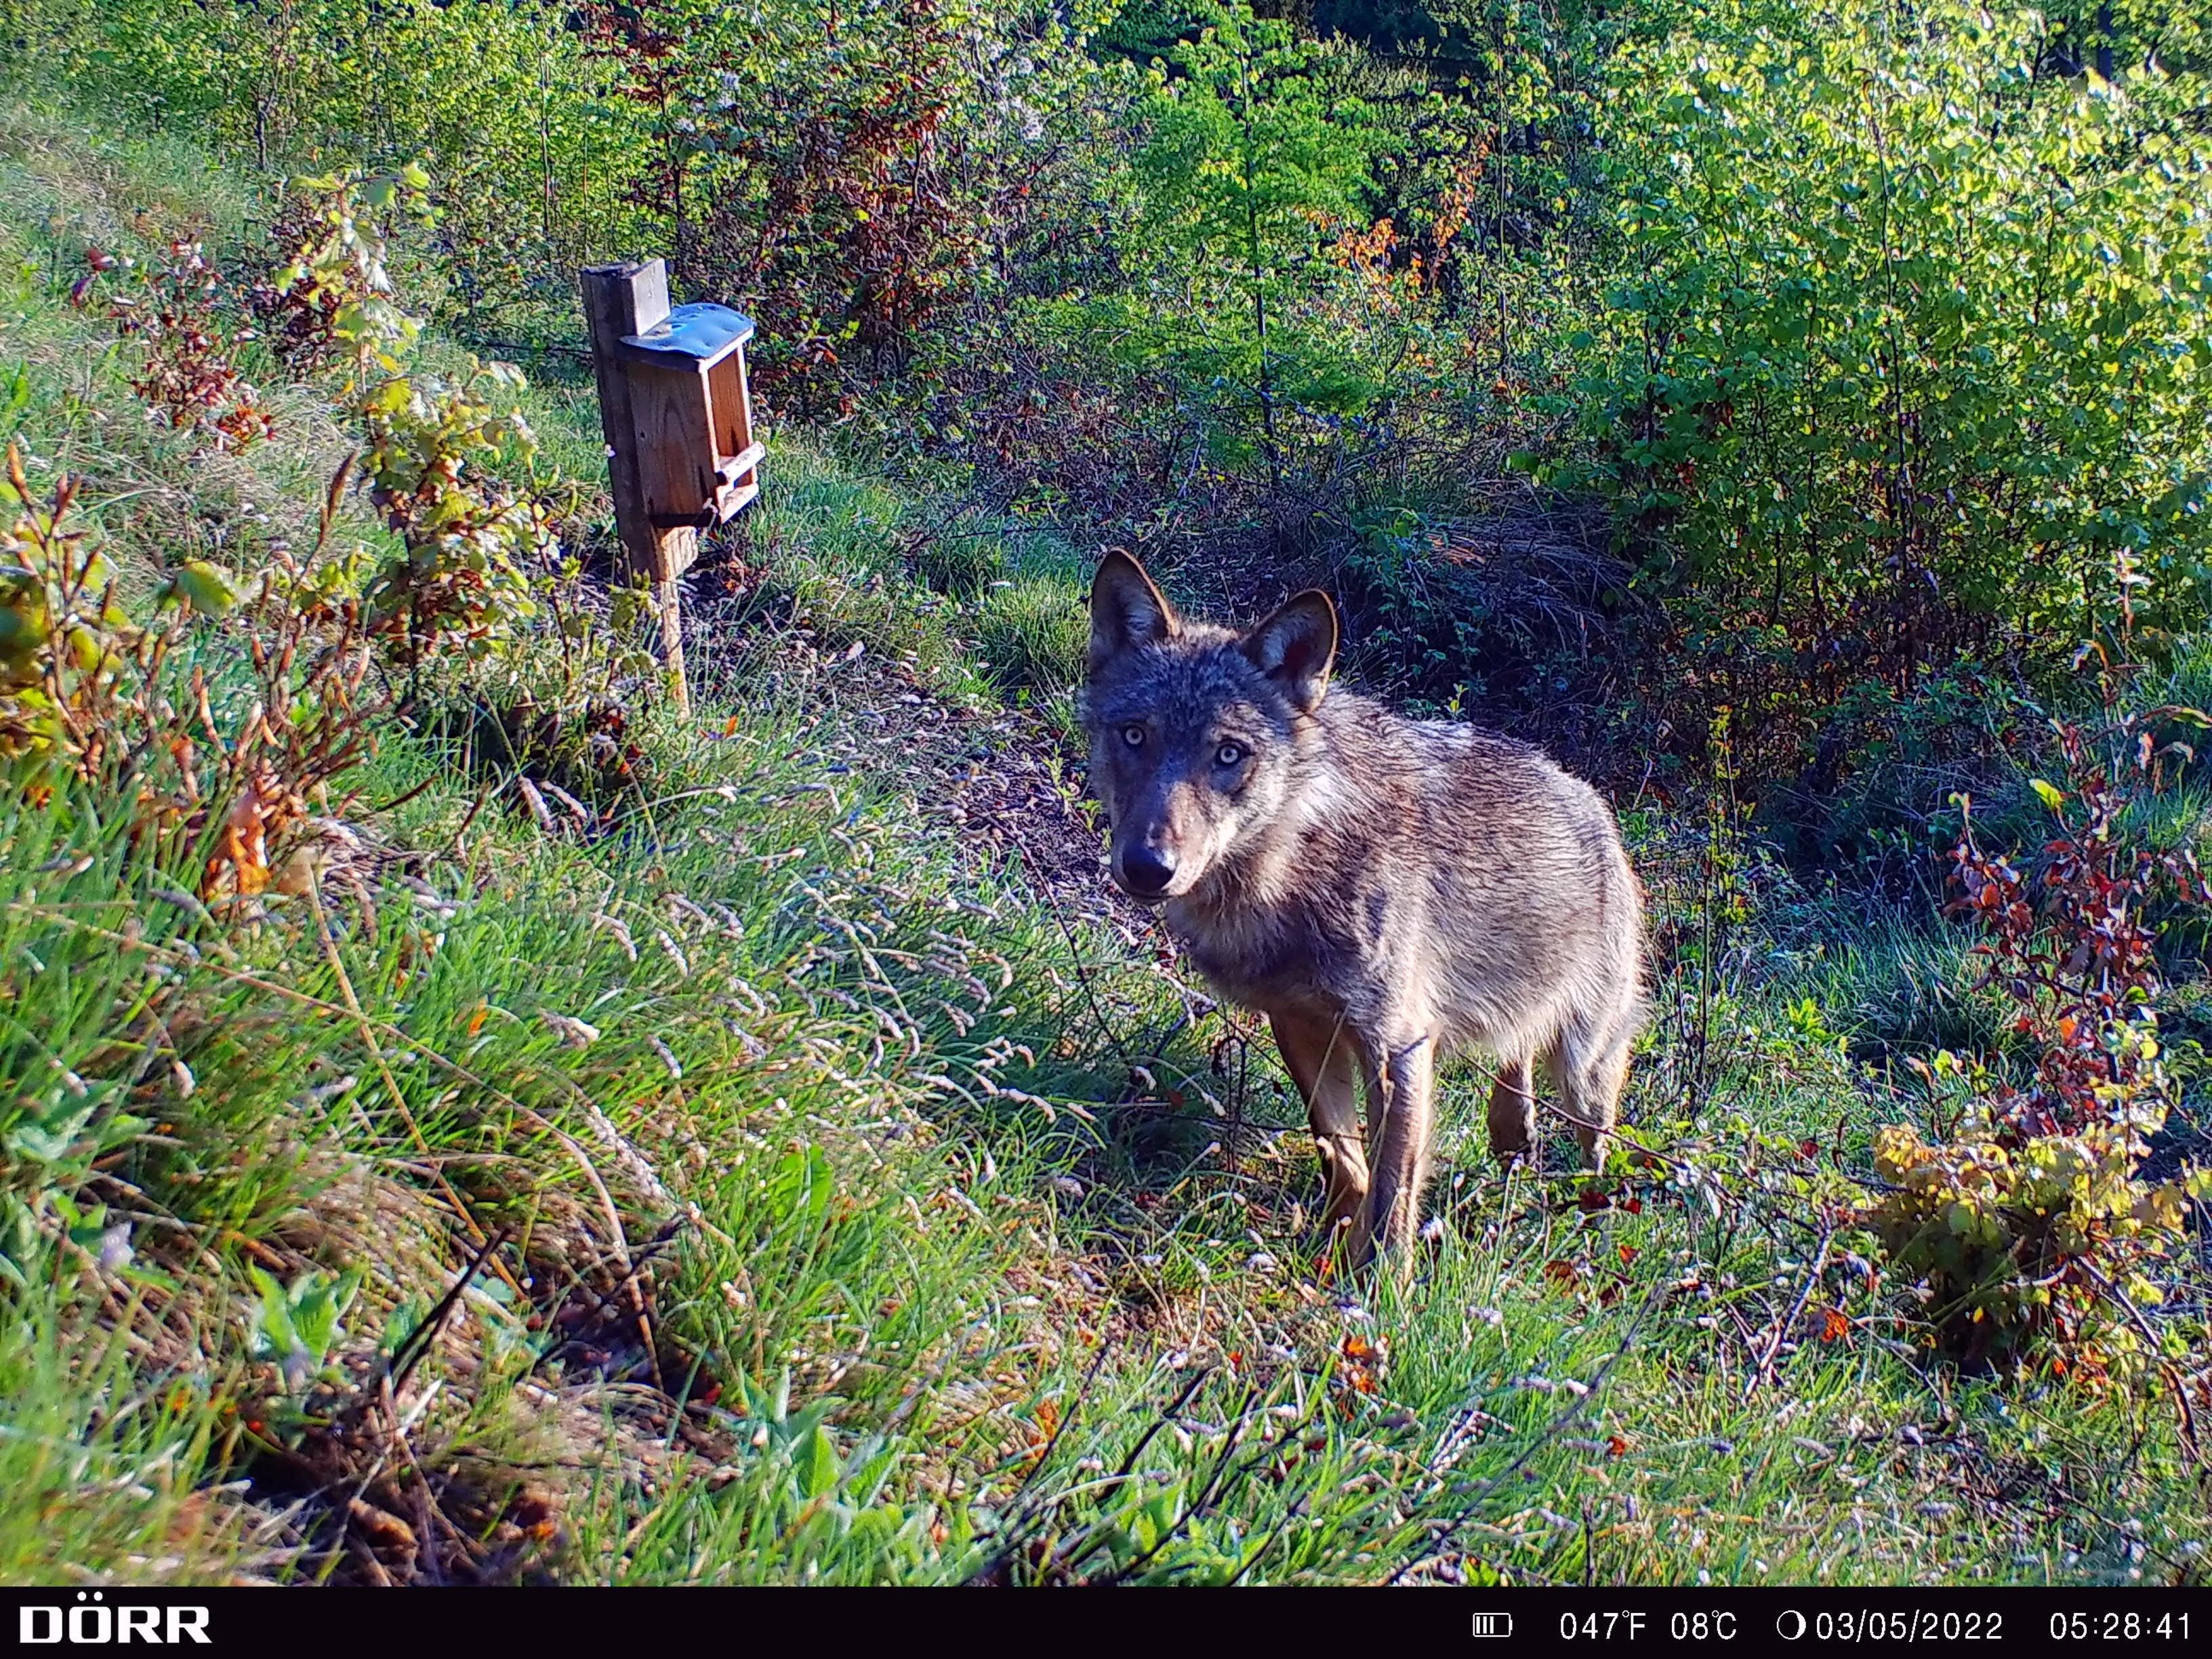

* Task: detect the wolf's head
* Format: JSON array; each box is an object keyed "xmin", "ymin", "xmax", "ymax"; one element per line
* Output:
[{"xmin": 1080, "ymin": 552, "xmax": 1338, "ymax": 903}]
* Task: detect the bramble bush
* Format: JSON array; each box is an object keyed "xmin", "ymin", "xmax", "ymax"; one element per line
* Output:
[
  {"xmin": 80, "ymin": 237, "xmax": 275, "ymax": 451},
  {"xmin": 1868, "ymin": 696, "xmax": 2212, "ymax": 1380}
]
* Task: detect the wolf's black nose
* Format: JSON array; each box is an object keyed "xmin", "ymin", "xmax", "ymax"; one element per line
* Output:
[{"xmin": 1121, "ymin": 846, "xmax": 1176, "ymax": 895}]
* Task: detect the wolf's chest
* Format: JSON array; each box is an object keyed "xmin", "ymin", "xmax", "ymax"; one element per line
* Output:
[{"xmin": 1169, "ymin": 902, "xmax": 1343, "ymax": 1009}]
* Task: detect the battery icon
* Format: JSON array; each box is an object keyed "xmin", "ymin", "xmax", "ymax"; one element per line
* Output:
[{"xmin": 1471, "ymin": 1614, "xmax": 1513, "ymax": 1638}]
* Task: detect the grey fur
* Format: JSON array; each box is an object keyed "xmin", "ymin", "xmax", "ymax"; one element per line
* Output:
[{"xmin": 1082, "ymin": 552, "xmax": 1645, "ymax": 1271}]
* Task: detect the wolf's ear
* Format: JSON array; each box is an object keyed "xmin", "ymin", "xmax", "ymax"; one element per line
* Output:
[
  {"xmin": 1240, "ymin": 590, "xmax": 1338, "ymax": 713},
  {"xmin": 1089, "ymin": 552, "xmax": 1178, "ymax": 673}
]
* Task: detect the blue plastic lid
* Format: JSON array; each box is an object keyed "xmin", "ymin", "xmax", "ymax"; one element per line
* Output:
[{"xmin": 621, "ymin": 302, "xmax": 756, "ymax": 359}]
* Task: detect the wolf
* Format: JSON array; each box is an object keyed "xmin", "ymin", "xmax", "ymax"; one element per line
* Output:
[{"xmin": 1082, "ymin": 552, "xmax": 1645, "ymax": 1269}]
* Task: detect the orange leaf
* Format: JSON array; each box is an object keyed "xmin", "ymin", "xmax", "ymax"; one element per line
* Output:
[
  {"xmin": 1030, "ymin": 1399, "xmax": 1061, "ymax": 1447},
  {"xmin": 205, "ymin": 771, "xmax": 281, "ymax": 898}
]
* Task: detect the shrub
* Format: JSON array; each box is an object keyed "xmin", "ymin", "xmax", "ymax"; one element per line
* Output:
[
  {"xmin": 260, "ymin": 167, "xmax": 565, "ymax": 673},
  {"xmin": 1948, "ymin": 710, "xmax": 2212, "ymax": 1141},
  {"xmin": 0, "ymin": 443, "xmax": 377, "ymax": 901},
  {"xmin": 571, "ymin": 0, "xmax": 1117, "ymax": 417},
  {"xmin": 252, "ymin": 164, "xmax": 433, "ymax": 370},
  {"xmin": 1571, "ymin": 0, "xmax": 2212, "ymax": 775},
  {"xmin": 0, "ymin": 455, "xmax": 161, "ymax": 784},
  {"xmin": 7, "ymin": 162, "xmax": 588, "ymax": 889},
  {"xmin": 1870, "ymin": 1118, "xmax": 2204, "ymax": 1381},
  {"xmin": 56, "ymin": 0, "xmax": 648, "ymax": 326},
  {"xmin": 79, "ymin": 237, "xmax": 274, "ymax": 451},
  {"xmin": 1867, "ymin": 694, "xmax": 2212, "ymax": 1380},
  {"xmin": 353, "ymin": 356, "xmax": 558, "ymax": 672}
]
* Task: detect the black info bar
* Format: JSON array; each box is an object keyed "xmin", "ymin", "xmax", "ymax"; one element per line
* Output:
[{"xmin": 0, "ymin": 1586, "xmax": 2195, "ymax": 1652}]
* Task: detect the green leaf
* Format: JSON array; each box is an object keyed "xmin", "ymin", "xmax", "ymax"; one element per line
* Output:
[
  {"xmin": 6, "ymin": 1103, "xmax": 94, "ymax": 1166},
  {"xmin": 799, "ymin": 1424, "xmax": 841, "ymax": 1499},
  {"xmin": 159, "ymin": 560, "xmax": 241, "ymax": 617},
  {"xmin": 247, "ymin": 1265, "xmax": 299, "ymax": 1361}
]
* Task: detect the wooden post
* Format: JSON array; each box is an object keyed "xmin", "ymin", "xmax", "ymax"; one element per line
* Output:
[{"xmin": 581, "ymin": 260, "xmax": 694, "ymax": 716}]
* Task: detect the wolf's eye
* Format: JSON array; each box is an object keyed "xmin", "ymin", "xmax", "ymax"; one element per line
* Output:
[
  {"xmin": 1121, "ymin": 724, "xmax": 1146, "ymax": 748},
  {"xmin": 1215, "ymin": 741, "xmax": 1246, "ymax": 767}
]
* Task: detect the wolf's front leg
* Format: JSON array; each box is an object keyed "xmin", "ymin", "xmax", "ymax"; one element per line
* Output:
[
  {"xmin": 1270, "ymin": 1011, "xmax": 1370, "ymax": 1254},
  {"xmin": 1363, "ymin": 1033, "xmax": 1437, "ymax": 1273}
]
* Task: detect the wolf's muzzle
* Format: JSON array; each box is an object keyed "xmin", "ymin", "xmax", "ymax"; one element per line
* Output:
[{"xmin": 1118, "ymin": 844, "xmax": 1177, "ymax": 898}]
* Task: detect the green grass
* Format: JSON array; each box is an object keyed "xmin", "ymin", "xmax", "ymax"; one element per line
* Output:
[{"xmin": 0, "ymin": 91, "xmax": 2205, "ymax": 1588}]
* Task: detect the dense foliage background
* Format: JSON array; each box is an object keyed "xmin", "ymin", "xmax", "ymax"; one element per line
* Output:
[{"xmin": 23, "ymin": 0, "xmax": 2206, "ymax": 703}]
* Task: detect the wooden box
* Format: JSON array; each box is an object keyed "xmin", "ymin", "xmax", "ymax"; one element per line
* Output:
[{"xmin": 615, "ymin": 302, "xmax": 763, "ymax": 530}]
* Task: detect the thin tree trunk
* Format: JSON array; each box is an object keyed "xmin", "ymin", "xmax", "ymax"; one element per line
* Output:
[{"xmin": 1237, "ymin": 47, "xmax": 1281, "ymax": 519}]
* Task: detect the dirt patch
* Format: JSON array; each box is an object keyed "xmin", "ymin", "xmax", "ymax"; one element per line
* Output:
[{"xmin": 684, "ymin": 583, "xmax": 1150, "ymax": 941}]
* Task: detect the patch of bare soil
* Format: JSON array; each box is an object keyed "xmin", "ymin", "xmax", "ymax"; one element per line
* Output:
[{"xmin": 685, "ymin": 592, "xmax": 1149, "ymax": 942}]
